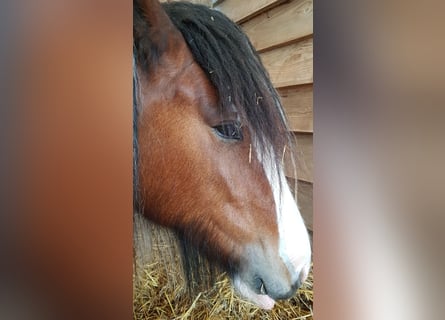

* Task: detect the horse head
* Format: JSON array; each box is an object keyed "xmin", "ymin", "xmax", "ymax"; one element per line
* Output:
[{"xmin": 133, "ymin": 0, "xmax": 311, "ymax": 309}]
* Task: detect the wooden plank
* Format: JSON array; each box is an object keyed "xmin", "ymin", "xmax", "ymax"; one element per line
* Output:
[
  {"xmin": 297, "ymin": 180, "xmax": 313, "ymax": 231},
  {"xmin": 211, "ymin": 0, "xmax": 224, "ymax": 6},
  {"xmin": 161, "ymin": 0, "xmax": 211, "ymax": 5},
  {"xmin": 241, "ymin": 0, "xmax": 313, "ymax": 52},
  {"xmin": 287, "ymin": 178, "xmax": 313, "ymax": 231},
  {"xmin": 261, "ymin": 37, "xmax": 313, "ymax": 88},
  {"xmin": 214, "ymin": 0, "xmax": 286, "ymax": 24},
  {"xmin": 284, "ymin": 133, "xmax": 313, "ymax": 183},
  {"xmin": 279, "ymin": 84, "xmax": 313, "ymax": 132}
]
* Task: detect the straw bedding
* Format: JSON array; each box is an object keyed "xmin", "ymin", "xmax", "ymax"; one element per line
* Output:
[{"xmin": 133, "ymin": 216, "xmax": 313, "ymax": 320}]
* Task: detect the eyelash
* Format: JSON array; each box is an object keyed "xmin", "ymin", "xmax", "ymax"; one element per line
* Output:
[{"xmin": 213, "ymin": 121, "xmax": 243, "ymax": 141}]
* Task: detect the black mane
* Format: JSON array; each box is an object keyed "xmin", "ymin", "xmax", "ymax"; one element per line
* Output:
[{"xmin": 162, "ymin": 2, "xmax": 290, "ymax": 156}]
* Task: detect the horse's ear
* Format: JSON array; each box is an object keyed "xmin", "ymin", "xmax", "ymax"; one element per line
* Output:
[{"xmin": 133, "ymin": 0, "xmax": 183, "ymax": 71}]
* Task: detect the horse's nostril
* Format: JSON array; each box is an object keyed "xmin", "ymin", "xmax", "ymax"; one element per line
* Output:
[
  {"xmin": 254, "ymin": 277, "xmax": 268, "ymax": 295},
  {"xmin": 260, "ymin": 281, "xmax": 267, "ymax": 295}
]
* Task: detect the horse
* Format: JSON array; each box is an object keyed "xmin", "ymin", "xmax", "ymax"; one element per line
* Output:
[{"xmin": 133, "ymin": 0, "xmax": 311, "ymax": 310}]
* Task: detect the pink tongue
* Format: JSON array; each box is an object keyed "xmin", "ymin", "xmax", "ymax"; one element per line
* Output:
[
  {"xmin": 255, "ymin": 294, "xmax": 275, "ymax": 310},
  {"xmin": 233, "ymin": 276, "xmax": 276, "ymax": 310}
]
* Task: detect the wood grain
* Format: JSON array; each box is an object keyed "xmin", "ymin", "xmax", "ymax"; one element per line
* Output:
[
  {"xmin": 284, "ymin": 132, "xmax": 313, "ymax": 183},
  {"xmin": 241, "ymin": 0, "xmax": 313, "ymax": 52},
  {"xmin": 261, "ymin": 37, "xmax": 313, "ymax": 88},
  {"xmin": 287, "ymin": 178, "xmax": 313, "ymax": 231},
  {"xmin": 211, "ymin": 0, "xmax": 224, "ymax": 6},
  {"xmin": 161, "ymin": 0, "xmax": 212, "ymax": 5},
  {"xmin": 214, "ymin": 0, "xmax": 286, "ymax": 23},
  {"xmin": 297, "ymin": 180, "xmax": 313, "ymax": 231},
  {"xmin": 279, "ymin": 84, "xmax": 313, "ymax": 132}
]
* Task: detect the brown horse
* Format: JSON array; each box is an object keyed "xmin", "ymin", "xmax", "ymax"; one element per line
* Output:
[{"xmin": 133, "ymin": 0, "xmax": 311, "ymax": 310}]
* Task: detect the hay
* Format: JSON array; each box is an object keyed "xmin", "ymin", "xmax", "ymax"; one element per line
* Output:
[
  {"xmin": 134, "ymin": 262, "xmax": 313, "ymax": 320},
  {"xmin": 133, "ymin": 214, "xmax": 313, "ymax": 319},
  {"xmin": 133, "ymin": 253, "xmax": 313, "ymax": 319}
]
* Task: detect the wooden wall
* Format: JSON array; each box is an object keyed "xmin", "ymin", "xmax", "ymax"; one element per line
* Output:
[{"xmin": 162, "ymin": 0, "xmax": 314, "ymax": 230}]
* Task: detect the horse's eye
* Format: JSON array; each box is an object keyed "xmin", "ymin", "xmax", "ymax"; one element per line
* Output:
[{"xmin": 213, "ymin": 121, "xmax": 243, "ymax": 141}]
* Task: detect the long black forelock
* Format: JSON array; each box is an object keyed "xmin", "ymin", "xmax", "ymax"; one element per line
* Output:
[{"xmin": 162, "ymin": 2, "xmax": 291, "ymax": 159}]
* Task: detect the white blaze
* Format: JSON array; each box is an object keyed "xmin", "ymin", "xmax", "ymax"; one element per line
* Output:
[
  {"xmin": 263, "ymin": 149, "xmax": 312, "ymax": 283},
  {"xmin": 232, "ymin": 145, "xmax": 312, "ymax": 309}
]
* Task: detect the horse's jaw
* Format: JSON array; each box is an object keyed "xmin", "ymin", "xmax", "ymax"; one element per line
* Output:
[{"xmin": 233, "ymin": 274, "xmax": 276, "ymax": 310}]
